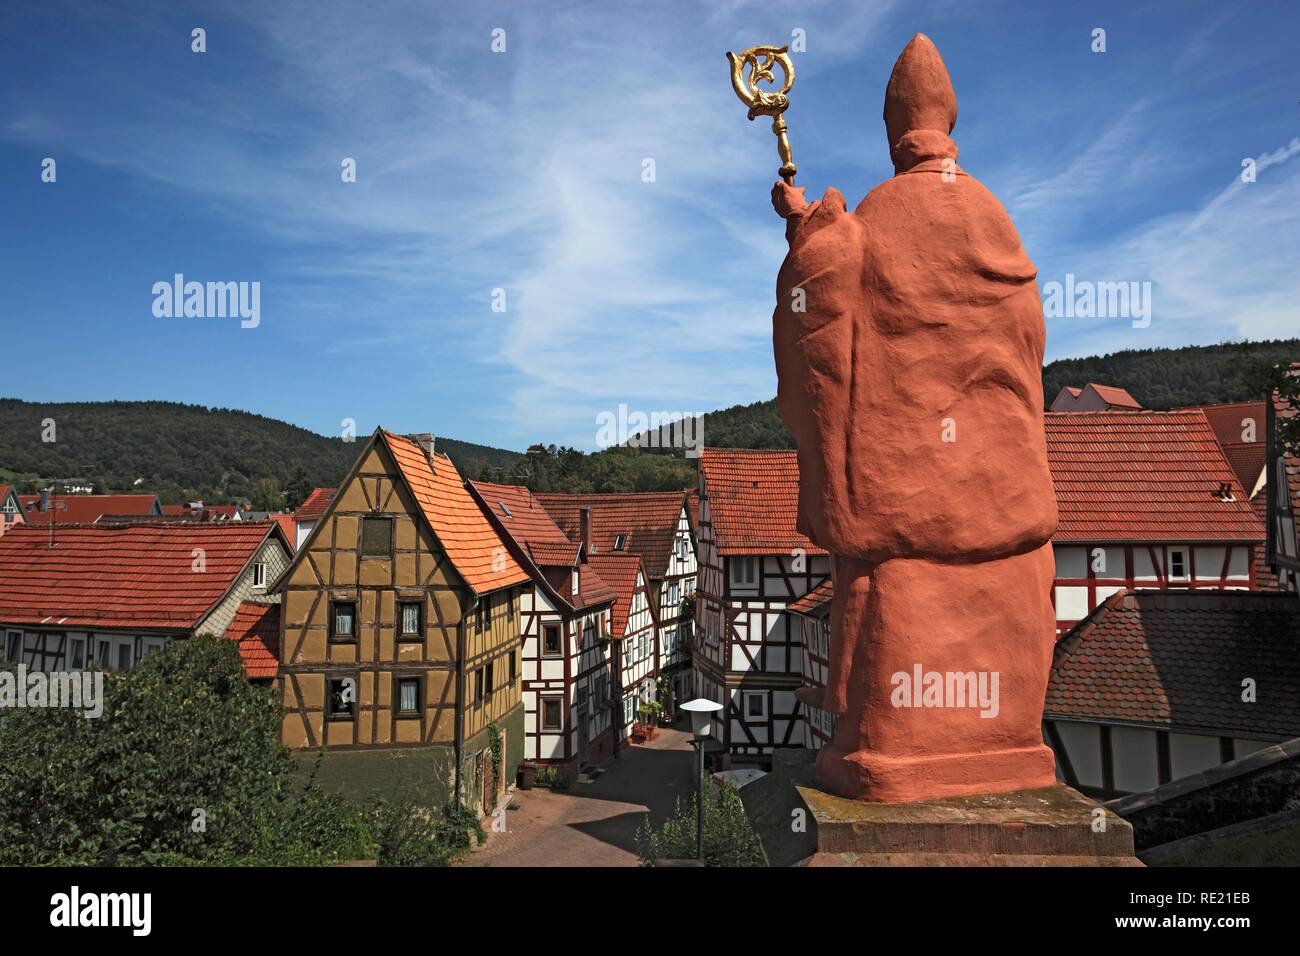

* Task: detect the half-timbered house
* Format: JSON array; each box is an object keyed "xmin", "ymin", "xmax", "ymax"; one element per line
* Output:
[
  {"xmin": 0, "ymin": 521, "xmax": 289, "ymax": 678},
  {"xmin": 537, "ymin": 491, "xmax": 699, "ymax": 716},
  {"xmin": 1045, "ymin": 589, "xmax": 1300, "ymax": 799},
  {"xmin": 1045, "ymin": 410, "xmax": 1264, "ymax": 635},
  {"xmin": 0, "ymin": 484, "xmax": 24, "ymax": 534},
  {"xmin": 694, "ymin": 449, "xmax": 830, "ymax": 764},
  {"xmin": 785, "ymin": 579, "xmax": 836, "ymax": 750},
  {"xmin": 1265, "ymin": 376, "xmax": 1300, "ymax": 593},
  {"xmin": 466, "ymin": 480, "xmax": 621, "ymax": 770},
  {"xmin": 273, "ymin": 430, "xmax": 529, "ymax": 812},
  {"xmin": 587, "ymin": 552, "xmax": 658, "ymax": 741}
]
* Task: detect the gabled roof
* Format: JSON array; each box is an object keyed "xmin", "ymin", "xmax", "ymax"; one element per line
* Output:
[
  {"xmin": 1045, "ymin": 410, "xmax": 1263, "ymax": 541},
  {"xmin": 535, "ymin": 490, "xmax": 689, "ymax": 579},
  {"xmin": 466, "ymin": 480, "xmax": 614, "ymax": 611},
  {"xmin": 1047, "ymin": 589, "xmax": 1300, "ymax": 740},
  {"xmin": 381, "ymin": 432, "xmax": 528, "ymax": 595},
  {"xmin": 0, "ymin": 522, "xmax": 283, "ymax": 631},
  {"xmin": 226, "ymin": 601, "xmax": 280, "ymax": 679},
  {"xmin": 295, "ymin": 487, "xmax": 337, "ymax": 521},
  {"xmin": 786, "ymin": 578, "xmax": 834, "ymax": 617},
  {"xmin": 21, "ymin": 494, "xmax": 161, "ymax": 526},
  {"xmin": 1188, "ymin": 400, "xmax": 1268, "ymax": 495},
  {"xmin": 266, "ymin": 513, "xmax": 296, "ymax": 542},
  {"xmin": 586, "ymin": 552, "xmax": 649, "ymax": 639},
  {"xmin": 698, "ymin": 449, "xmax": 826, "ymax": 557},
  {"xmin": 1086, "ymin": 384, "xmax": 1142, "ymax": 410}
]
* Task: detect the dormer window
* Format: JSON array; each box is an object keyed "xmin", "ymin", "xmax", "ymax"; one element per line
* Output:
[
  {"xmin": 499, "ymin": 501, "xmax": 513, "ymax": 519},
  {"xmin": 572, "ymin": 569, "xmax": 580, "ymax": 595},
  {"xmin": 613, "ymin": 533, "xmax": 627, "ymax": 551},
  {"xmin": 1168, "ymin": 548, "xmax": 1189, "ymax": 581},
  {"xmin": 251, "ymin": 562, "xmax": 267, "ymax": 589}
]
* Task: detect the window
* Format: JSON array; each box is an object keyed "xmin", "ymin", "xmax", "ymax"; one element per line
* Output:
[
  {"xmin": 613, "ymin": 533, "xmax": 627, "ymax": 551},
  {"xmin": 1168, "ymin": 548, "xmax": 1189, "ymax": 581},
  {"xmin": 474, "ymin": 667, "xmax": 484, "ymax": 705},
  {"xmin": 667, "ymin": 582, "xmax": 679, "ymax": 606},
  {"xmin": 395, "ymin": 677, "xmax": 421, "ymax": 716},
  {"xmin": 508, "ymin": 651, "xmax": 516, "ymax": 684},
  {"xmin": 478, "ymin": 594, "xmax": 493, "ymax": 633},
  {"xmin": 744, "ymin": 691, "xmax": 767, "ymax": 721},
  {"xmin": 330, "ymin": 602, "xmax": 357, "ymax": 642},
  {"xmin": 582, "ymin": 617, "xmax": 596, "ymax": 649},
  {"xmin": 541, "ymin": 697, "xmax": 563, "ymax": 731},
  {"xmin": 142, "ymin": 637, "xmax": 166, "ymax": 659},
  {"xmin": 326, "ymin": 678, "xmax": 356, "ymax": 721},
  {"xmin": 624, "ymin": 697, "xmax": 635, "ymax": 726},
  {"xmin": 571, "ymin": 569, "xmax": 580, "ymax": 595},
  {"xmin": 360, "ymin": 517, "xmax": 392, "ymax": 557},
  {"xmin": 4, "ymin": 631, "xmax": 21, "ymax": 664},
  {"xmin": 66, "ymin": 636, "xmax": 86, "ymax": 670},
  {"xmin": 679, "ymin": 537, "xmax": 689, "ymax": 560},
  {"xmin": 398, "ymin": 602, "xmax": 422, "ymax": 641},
  {"xmin": 624, "ymin": 639, "xmax": 632, "ymax": 665},
  {"xmin": 729, "ymin": 557, "xmax": 757, "ymax": 587},
  {"xmin": 0, "ymin": 498, "xmax": 14, "ymax": 514},
  {"xmin": 251, "ymin": 561, "xmax": 267, "ymax": 589},
  {"xmin": 94, "ymin": 635, "xmax": 134, "ymax": 671},
  {"xmin": 485, "ymin": 660, "xmax": 495, "ymax": 699},
  {"xmin": 638, "ymin": 633, "xmax": 648, "ymax": 661},
  {"xmin": 542, "ymin": 623, "xmax": 562, "ymax": 657}
]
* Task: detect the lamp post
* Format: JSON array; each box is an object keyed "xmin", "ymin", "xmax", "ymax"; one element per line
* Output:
[{"xmin": 680, "ymin": 698, "xmax": 723, "ymax": 861}]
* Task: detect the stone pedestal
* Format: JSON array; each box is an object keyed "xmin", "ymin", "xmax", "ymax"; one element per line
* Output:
[{"xmin": 743, "ymin": 750, "xmax": 1142, "ymax": 866}]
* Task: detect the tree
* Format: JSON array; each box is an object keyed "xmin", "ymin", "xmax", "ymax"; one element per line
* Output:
[
  {"xmin": 634, "ymin": 782, "xmax": 764, "ymax": 866},
  {"xmin": 250, "ymin": 476, "xmax": 283, "ymax": 513},
  {"xmin": 0, "ymin": 635, "xmax": 371, "ymax": 865},
  {"xmin": 283, "ymin": 465, "xmax": 313, "ymax": 511}
]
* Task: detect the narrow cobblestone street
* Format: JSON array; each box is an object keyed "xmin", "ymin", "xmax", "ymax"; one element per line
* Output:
[{"xmin": 460, "ymin": 724, "xmax": 696, "ymax": 867}]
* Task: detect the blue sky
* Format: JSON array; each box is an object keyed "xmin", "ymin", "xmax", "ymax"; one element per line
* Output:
[{"xmin": 3, "ymin": 0, "xmax": 1298, "ymax": 451}]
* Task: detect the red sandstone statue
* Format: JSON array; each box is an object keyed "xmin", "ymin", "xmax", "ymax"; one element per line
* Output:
[{"xmin": 774, "ymin": 34, "xmax": 1060, "ymax": 802}]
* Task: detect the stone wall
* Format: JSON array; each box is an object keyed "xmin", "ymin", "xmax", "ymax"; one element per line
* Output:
[{"xmin": 1107, "ymin": 736, "xmax": 1300, "ymax": 851}]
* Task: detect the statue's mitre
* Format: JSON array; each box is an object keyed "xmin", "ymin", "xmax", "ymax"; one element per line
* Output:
[{"xmin": 883, "ymin": 33, "xmax": 958, "ymax": 148}]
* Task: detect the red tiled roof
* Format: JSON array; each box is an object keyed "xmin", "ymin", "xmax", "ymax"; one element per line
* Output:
[
  {"xmin": 698, "ymin": 449, "xmax": 826, "ymax": 557},
  {"xmin": 1046, "ymin": 589, "xmax": 1300, "ymax": 739},
  {"xmin": 535, "ymin": 491, "xmax": 688, "ymax": 579},
  {"xmin": 1187, "ymin": 400, "xmax": 1268, "ymax": 495},
  {"xmin": 1086, "ymin": 384, "xmax": 1142, "ymax": 409},
  {"xmin": 382, "ymin": 433, "xmax": 528, "ymax": 595},
  {"xmin": 0, "ymin": 522, "xmax": 277, "ymax": 630},
  {"xmin": 1045, "ymin": 410, "xmax": 1263, "ymax": 542},
  {"xmin": 225, "ymin": 601, "xmax": 279, "ymax": 679},
  {"xmin": 1273, "ymin": 383, "xmax": 1300, "ymax": 517},
  {"xmin": 786, "ymin": 578, "xmax": 834, "ymax": 616},
  {"xmin": 22, "ymin": 494, "xmax": 161, "ymax": 526},
  {"xmin": 1252, "ymin": 493, "xmax": 1280, "ymax": 590},
  {"xmin": 467, "ymin": 480, "xmax": 614, "ymax": 609},
  {"xmin": 295, "ymin": 487, "xmax": 336, "ymax": 520},
  {"xmin": 586, "ymin": 552, "xmax": 647, "ymax": 639},
  {"xmin": 267, "ymin": 513, "xmax": 296, "ymax": 542}
]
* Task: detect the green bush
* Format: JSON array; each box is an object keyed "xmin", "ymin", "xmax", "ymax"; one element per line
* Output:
[
  {"xmin": 0, "ymin": 636, "xmax": 499, "ymax": 866},
  {"xmin": 634, "ymin": 782, "xmax": 764, "ymax": 867}
]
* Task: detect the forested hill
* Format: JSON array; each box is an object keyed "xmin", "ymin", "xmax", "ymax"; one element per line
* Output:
[
  {"xmin": 0, "ymin": 399, "xmax": 521, "ymax": 504},
  {"xmin": 677, "ymin": 338, "xmax": 1300, "ymax": 451}
]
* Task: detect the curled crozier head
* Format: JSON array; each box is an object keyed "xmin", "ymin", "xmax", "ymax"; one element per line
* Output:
[{"xmin": 883, "ymin": 33, "xmax": 958, "ymax": 170}]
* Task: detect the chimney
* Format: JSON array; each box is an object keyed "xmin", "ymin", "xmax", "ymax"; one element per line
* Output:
[
  {"xmin": 39, "ymin": 488, "xmax": 51, "ymax": 512},
  {"xmin": 579, "ymin": 506, "xmax": 592, "ymax": 554},
  {"xmin": 409, "ymin": 433, "xmax": 436, "ymax": 469}
]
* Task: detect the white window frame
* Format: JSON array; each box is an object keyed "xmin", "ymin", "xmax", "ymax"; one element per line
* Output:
[
  {"xmin": 729, "ymin": 556, "xmax": 757, "ymax": 588},
  {"xmin": 1167, "ymin": 547, "xmax": 1189, "ymax": 582},
  {"xmin": 141, "ymin": 636, "xmax": 167, "ymax": 659},
  {"xmin": 743, "ymin": 690, "xmax": 767, "ymax": 721},
  {"xmin": 66, "ymin": 635, "xmax": 87, "ymax": 670},
  {"xmin": 251, "ymin": 561, "xmax": 267, "ymax": 589},
  {"xmin": 4, "ymin": 630, "xmax": 22, "ymax": 664},
  {"xmin": 95, "ymin": 635, "xmax": 135, "ymax": 671},
  {"xmin": 571, "ymin": 569, "xmax": 580, "ymax": 595}
]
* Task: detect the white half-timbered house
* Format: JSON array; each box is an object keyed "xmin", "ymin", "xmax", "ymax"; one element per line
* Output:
[
  {"xmin": 538, "ymin": 491, "xmax": 698, "ymax": 716},
  {"xmin": 1045, "ymin": 411, "xmax": 1264, "ymax": 635},
  {"xmin": 0, "ymin": 521, "xmax": 290, "ymax": 679},
  {"xmin": 587, "ymin": 552, "xmax": 658, "ymax": 739},
  {"xmin": 694, "ymin": 449, "xmax": 830, "ymax": 764},
  {"xmin": 468, "ymin": 482, "xmax": 620, "ymax": 770},
  {"xmin": 785, "ymin": 579, "xmax": 836, "ymax": 750}
]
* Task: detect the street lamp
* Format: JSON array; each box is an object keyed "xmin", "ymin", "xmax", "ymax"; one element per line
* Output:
[{"xmin": 680, "ymin": 697, "xmax": 723, "ymax": 860}]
